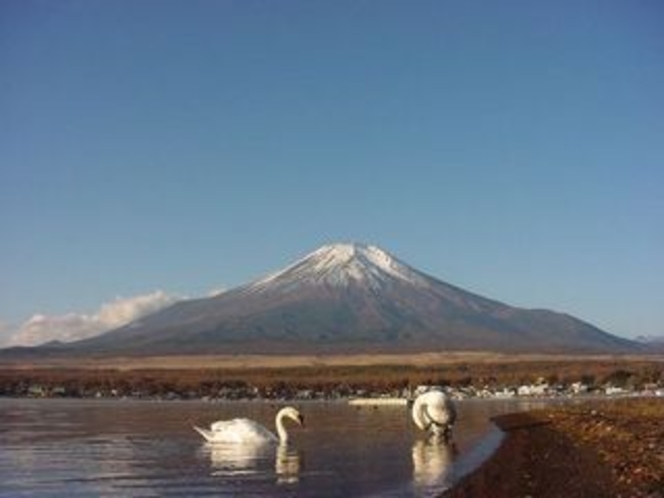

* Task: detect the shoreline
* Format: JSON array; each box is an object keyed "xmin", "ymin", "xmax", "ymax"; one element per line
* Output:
[
  {"xmin": 2, "ymin": 354, "xmax": 662, "ymax": 401},
  {"xmin": 2, "ymin": 394, "xmax": 661, "ymax": 495},
  {"xmin": 443, "ymin": 398, "xmax": 664, "ymax": 497}
]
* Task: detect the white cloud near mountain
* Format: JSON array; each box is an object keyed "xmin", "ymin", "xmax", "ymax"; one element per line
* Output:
[{"xmin": 5, "ymin": 291, "xmax": 181, "ymax": 347}]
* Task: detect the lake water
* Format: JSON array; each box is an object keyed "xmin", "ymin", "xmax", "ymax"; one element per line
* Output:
[{"xmin": 0, "ymin": 398, "xmax": 549, "ymax": 497}]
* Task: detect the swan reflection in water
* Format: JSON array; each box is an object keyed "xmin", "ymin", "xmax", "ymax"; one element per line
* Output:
[
  {"xmin": 204, "ymin": 442, "xmax": 302, "ymax": 484},
  {"xmin": 275, "ymin": 443, "xmax": 302, "ymax": 484},
  {"xmin": 411, "ymin": 438, "xmax": 456, "ymax": 489}
]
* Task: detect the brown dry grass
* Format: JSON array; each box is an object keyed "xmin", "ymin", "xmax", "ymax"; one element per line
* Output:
[
  {"xmin": 3, "ymin": 351, "xmax": 661, "ymax": 370},
  {"xmin": 1, "ymin": 352, "xmax": 662, "ymax": 399}
]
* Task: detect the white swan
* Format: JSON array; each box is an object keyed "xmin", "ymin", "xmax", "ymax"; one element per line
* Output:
[
  {"xmin": 411, "ymin": 390, "xmax": 456, "ymax": 441},
  {"xmin": 193, "ymin": 406, "xmax": 304, "ymax": 444}
]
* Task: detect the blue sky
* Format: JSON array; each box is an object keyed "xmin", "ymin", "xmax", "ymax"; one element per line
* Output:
[{"xmin": 1, "ymin": 0, "xmax": 663, "ymax": 345}]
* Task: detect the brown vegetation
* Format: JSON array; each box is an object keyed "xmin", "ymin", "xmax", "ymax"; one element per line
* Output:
[
  {"xmin": 1, "ymin": 353, "xmax": 662, "ymax": 399},
  {"xmin": 4, "ymin": 351, "xmax": 659, "ymax": 370}
]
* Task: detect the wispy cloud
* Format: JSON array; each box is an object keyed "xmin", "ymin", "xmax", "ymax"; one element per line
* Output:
[{"xmin": 5, "ymin": 291, "xmax": 181, "ymax": 347}]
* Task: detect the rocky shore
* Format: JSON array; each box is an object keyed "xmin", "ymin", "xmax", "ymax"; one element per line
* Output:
[{"xmin": 444, "ymin": 398, "xmax": 664, "ymax": 497}]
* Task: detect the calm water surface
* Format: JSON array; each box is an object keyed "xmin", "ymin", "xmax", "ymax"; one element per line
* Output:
[{"xmin": 0, "ymin": 398, "xmax": 550, "ymax": 497}]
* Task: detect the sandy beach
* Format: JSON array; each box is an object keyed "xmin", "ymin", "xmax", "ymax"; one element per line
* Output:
[{"xmin": 444, "ymin": 397, "xmax": 664, "ymax": 497}]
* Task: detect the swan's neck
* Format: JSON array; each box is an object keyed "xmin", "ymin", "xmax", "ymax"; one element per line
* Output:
[{"xmin": 275, "ymin": 412, "xmax": 289, "ymax": 442}]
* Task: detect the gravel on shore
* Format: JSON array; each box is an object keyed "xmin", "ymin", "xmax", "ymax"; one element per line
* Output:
[{"xmin": 444, "ymin": 398, "xmax": 664, "ymax": 498}]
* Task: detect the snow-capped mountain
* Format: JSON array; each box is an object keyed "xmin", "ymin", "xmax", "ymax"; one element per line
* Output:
[
  {"xmin": 46, "ymin": 242, "xmax": 637, "ymax": 355},
  {"xmin": 246, "ymin": 243, "xmax": 432, "ymax": 292}
]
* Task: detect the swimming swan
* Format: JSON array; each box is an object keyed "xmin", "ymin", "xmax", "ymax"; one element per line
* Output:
[
  {"xmin": 411, "ymin": 390, "xmax": 456, "ymax": 441},
  {"xmin": 193, "ymin": 406, "xmax": 304, "ymax": 444}
]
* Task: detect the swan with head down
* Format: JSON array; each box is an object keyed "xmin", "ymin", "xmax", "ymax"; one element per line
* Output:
[
  {"xmin": 411, "ymin": 390, "xmax": 456, "ymax": 442},
  {"xmin": 194, "ymin": 406, "xmax": 304, "ymax": 445}
]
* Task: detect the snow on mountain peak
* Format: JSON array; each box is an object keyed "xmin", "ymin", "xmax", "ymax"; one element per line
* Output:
[
  {"xmin": 247, "ymin": 242, "xmax": 431, "ymax": 292},
  {"xmin": 311, "ymin": 243, "xmax": 406, "ymax": 278}
]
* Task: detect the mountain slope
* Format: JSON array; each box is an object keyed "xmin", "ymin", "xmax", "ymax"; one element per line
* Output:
[{"xmin": 58, "ymin": 243, "xmax": 637, "ymax": 355}]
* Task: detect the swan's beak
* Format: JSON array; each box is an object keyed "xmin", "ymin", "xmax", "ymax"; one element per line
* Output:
[{"xmin": 297, "ymin": 414, "xmax": 305, "ymax": 428}]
